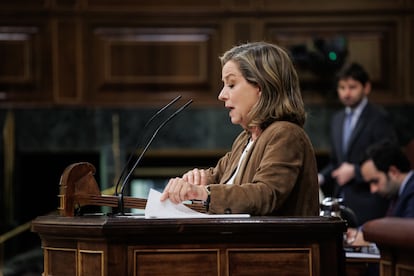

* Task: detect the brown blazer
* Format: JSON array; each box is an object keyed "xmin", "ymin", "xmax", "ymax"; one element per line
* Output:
[{"xmin": 206, "ymin": 121, "xmax": 319, "ymax": 216}]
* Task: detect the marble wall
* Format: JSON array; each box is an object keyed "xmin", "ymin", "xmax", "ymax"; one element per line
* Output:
[
  {"xmin": 1, "ymin": 104, "xmax": 413, "ymax": 224},
  {"xmin": 1, "ymin": 103, "xmax": 413, "ymax": 174}
]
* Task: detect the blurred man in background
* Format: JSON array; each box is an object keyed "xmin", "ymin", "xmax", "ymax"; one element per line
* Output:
[{"xmin": 319, "ymin": 62, "xmax": 398, "ymax": 226}]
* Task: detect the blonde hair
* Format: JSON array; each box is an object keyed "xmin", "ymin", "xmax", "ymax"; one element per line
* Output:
[{"xmin": 220, "ymin": 41, "xmax": 306, "ymax": 128}]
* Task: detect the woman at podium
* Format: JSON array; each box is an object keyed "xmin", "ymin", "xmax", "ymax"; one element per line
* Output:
[{"xmin": 161, "ymin": 41, "xmax": 319, "ymax": 216}]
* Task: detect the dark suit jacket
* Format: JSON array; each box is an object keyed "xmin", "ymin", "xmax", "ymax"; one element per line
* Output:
[
  {"xmin": 392, "ymin": 173, "xmax": 414, "ymax": 217},
  {"xmin": 321, "ymin": 102, "xmax": 398, "ymax": 226}
]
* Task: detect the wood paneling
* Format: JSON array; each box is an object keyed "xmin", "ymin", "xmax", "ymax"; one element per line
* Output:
[
  {"xmin": 260, "ymin": 0, "xmax": 405, "ymax": 12},
  {"xmin": 132, "ymin": 249, "xmax": 219, "ymax": 275},
  {"xmin": 0, "ymin": 24, "xmax": 52, "ymax": 103},
  {"xmin": 79, "ymin": 250, "xmax": 104, "ymax": 276},
  {"xmin": 94, "ymin": 29, "xmax": 209, "ymax": 84},
  {"xmin": 0, "ymin": 30, "xmax": 32, "ymax": 82},
  {"xmin": 85, "ymin": 23, "xmax": 222, "ymax": 105},
  {"xmin": 0, "ymin": 0, "xmax": 413, "ymax": 106},
  {"xmin": 0, "ymin": 0, "xmax": 46, "ymax": 9},
  {"xmin": 52, "ymin": 19, "xmax": 83, "ymax": 103},
  {"xmin": 227, "ymin": 248, "xmax": 313, "ymax": 275},
  {"xmin": 264, "ymin": 16, "xmax": 402, "ymax": 103},
  {"xmin": 32, "ymin": 215, "xmax": 347, "ymax": 276},
  {"xmin": 86, "ymin": 0, "xmax": 223, "ymax": 11},
  {"xmin": 45, "ymin": 247, "xmax": 77, "ymax": 276},
  {"xmin": 53, "ymin": 0, "xmax": 78, "ymax": 9}
]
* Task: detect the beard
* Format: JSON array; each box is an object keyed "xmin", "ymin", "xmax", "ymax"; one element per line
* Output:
[{"xmin": 383, "ymin": 177, "xmax": 400, "ymax": 199}]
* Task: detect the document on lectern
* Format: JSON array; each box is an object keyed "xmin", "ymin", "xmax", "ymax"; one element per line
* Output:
[{"xmin": 144, "ymin": 188, "xmax": 250, "ymax": 219}]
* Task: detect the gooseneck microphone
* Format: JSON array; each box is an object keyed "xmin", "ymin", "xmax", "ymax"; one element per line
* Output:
[
  {"xmin": 117, "ymin": 99, "xmax": 193, "ymax": 214},
  {"xmin": 114, "ymin": 95, "xmax": 182, "ymax": 195}
]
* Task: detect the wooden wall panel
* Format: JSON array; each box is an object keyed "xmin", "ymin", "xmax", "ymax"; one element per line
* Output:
[
  {"xmin": 52, "ymin": 0, "xmax": 79, "ymax": 9},
  {"xmin": 225, "ymin": 0, "xmax": 257, "ymax": 12},
  {"xmin": 233, "ymin": 21, "xmax": 256, "ymax": 44},
  {"xmin": 79, "ymin": 250, "xmax": 104, "ymax": 276},
  {"xmin": 86, "ymin": 24, "xmax": 222, "ymax": 105},
  {"xmin": 227, "ymin": 248, "xmax": 313, "ymax": 275},
  {"xmin": 82, "ymin": 0, "xmax": 408, "ymax": 13},
  {"xmin": 0, "ymin": 0, "xmax": 46, "ymax": 9},
  {"xmin": 0, "ymin": 31, "xmax": 32, "ymax": 83},
  {"xmin": 85, "ymin": 0, "xmax": 223, "ymax": 12},
  {"xmin": 0, "ymin": 24, "xmax": 52, "ymax": 103},
  {"xmin": 132, "ymin": 249, "xmax": 219, "ymax": 275},
  {"xmin": 44, "ymin": 247, "xmax": 77, "ymax": 276},
  {"xmin": 259, "ymin": 0, "xmax": 405, "ymax": 12},
  {"xmin": 52, "ymin": 19, "xmax": 83, "ymax": 103},
  {"xmin": 263, "ymin": 17, "xmax": 402, "ymax": 103},
  {"xmin": 0, "ymin": 1, "xmax": 413, "ymax": 105}
]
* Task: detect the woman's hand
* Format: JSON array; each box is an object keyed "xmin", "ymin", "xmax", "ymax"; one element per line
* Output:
[
  {"xmin": 182, "ymin": 168, "xmax": 208, "ymax": 186},
  {"xmin": 160, "ymin": 177, "xmax": 208, "ymax": 204}
]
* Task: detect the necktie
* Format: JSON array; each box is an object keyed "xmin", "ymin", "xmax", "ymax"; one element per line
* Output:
[
  {"xmin": 342, "ymin": 111, "xmax": 354, "ymax": 153},
  {"xmin": 386, "ymin": 195, "xmax": 399, "ymax": 216}
]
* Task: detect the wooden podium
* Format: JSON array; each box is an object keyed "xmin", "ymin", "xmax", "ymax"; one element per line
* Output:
[
  {"xmin": 32, "ymin": 162, "xmax": 346, "ymax": 275},
  {"xmin": 32, "ymin": 214, "xmax": 346, "ymax": 276}
]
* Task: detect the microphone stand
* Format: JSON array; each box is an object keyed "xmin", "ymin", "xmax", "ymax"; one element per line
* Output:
[
  {"xmin": 117, "ymin": 99, "xmax": 193, "ymax": 215},
  {"xmin": 114, "ymin": 95, "xmax": 182, "ymax": 196}
]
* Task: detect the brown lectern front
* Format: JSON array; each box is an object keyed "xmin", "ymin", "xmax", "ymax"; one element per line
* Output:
[
  {"xmin": 32, "ymin": 162, "xmax": 346, "ymax": 275},
  {"xmin": 32, "ymin": 215, "xmax": 346, "ymax": 276}
]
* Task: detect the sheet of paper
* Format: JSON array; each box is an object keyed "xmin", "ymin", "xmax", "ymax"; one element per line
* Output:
[
  {"xmin": 345, "ymin": 252, "xmax": 380, "ymax": 259},
  {"xmin": 144, "ymin": 188, "xmax": 250, "ymax": 219}
]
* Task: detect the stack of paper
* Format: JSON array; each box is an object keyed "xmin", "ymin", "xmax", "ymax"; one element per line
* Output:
[{"xmin": 144, "ymin": 188, "xmax": 250, "ymax": 219}]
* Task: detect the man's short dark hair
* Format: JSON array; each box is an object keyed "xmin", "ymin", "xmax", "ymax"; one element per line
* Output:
[
  {"xmin": 336, "ymin": 62, "xmax": 370, "ymax": 86},
  {"xmin": 363, "ymin": 141, "xmax": 411, "ymax": 173}
]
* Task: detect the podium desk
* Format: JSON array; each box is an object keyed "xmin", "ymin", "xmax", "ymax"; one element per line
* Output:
[
  {"xmin": 32, "ymin": 215, "xmax": 346, "ymax": 276},
  {"xmin": 345, "ymin": 251, "xmax": 380, "ymax": 276}
]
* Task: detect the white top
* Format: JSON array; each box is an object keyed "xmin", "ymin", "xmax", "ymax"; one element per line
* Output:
[{"xmin": 226, "ymin": 138, "xmax": 254, "ymax": 184}]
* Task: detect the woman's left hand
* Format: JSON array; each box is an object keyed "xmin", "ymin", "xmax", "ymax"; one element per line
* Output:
[
  {"xmin": 182, "ymin": 168, "xmax": 208, "ymax": 186},
  {"xmin": 160, "ymin": 177, "xmax": 208, "ymax": 204}
]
